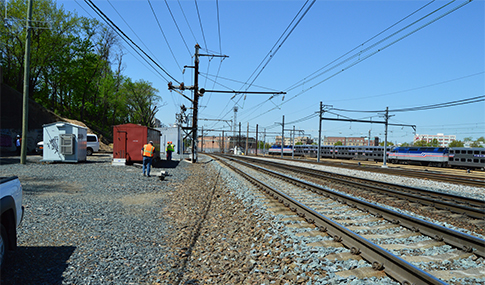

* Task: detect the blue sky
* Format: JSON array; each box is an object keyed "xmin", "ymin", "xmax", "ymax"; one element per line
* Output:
[{"xmin": 57, "ymin": 0, "xmax": 484, "ymax": 144}]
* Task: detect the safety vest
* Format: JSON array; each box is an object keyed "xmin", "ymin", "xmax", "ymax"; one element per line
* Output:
[
  {"xmin": 166, "ymin": 144, "xmax": 174, "ymax": 152},
  {"xmin": 143, "ymin": 144, "xmax": 155, "ymax": 157}
]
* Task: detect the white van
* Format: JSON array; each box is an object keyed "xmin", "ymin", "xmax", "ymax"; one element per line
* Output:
[{"xmin": 86, "ymin": 134, "xmax": 99, "ymax": 156}]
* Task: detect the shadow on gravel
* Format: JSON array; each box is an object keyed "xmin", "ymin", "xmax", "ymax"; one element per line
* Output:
[
  {"xmin": 153, "ymin": 160, "xmax": 180, "ymax": 169},
  {"xmin": 1, "ymin": 246, "xmax": 76, "ymax": 284}
]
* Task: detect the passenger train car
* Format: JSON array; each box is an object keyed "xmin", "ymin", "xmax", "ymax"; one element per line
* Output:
[
  {"xmin": 268, "ymin": 144, "xmax": 485, "ymax": 170},
  {"xmin": 269, "ymin": 145, "xmax": 390, "ymax": 162},
  {"xmin": 448, "ymin": 147, "xmax": 485, "ymax": 169}
]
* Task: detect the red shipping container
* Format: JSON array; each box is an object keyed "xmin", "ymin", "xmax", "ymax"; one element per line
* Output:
[{"xmin": 113, "ymin": 123, "xmax": 161, "ymax": 163}]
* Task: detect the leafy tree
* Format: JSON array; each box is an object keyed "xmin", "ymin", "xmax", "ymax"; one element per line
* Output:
[
  {"xmin": 379, "ymin": 141, "xmax": 394, "ymax": 146},
  {"xmin": 429, "ymin": 138, "xmax": 440, "ymax": 147},
  {"xmin": 449, "ymin": 140, "xmax": 464, "ymax": 147},
  {"xmin": 400, "ymin": 142, "xmax": 410, "ymax": 147},
  {"xmin": 470, "ymin": 141, "xmax": 483, "ymax": 148},
  {"xmin": 413, "ymin": 140, "xmax": 428, "ymax": 147},
  {"xmin": 1, "ymin": 0, "xmax": 165, "ymax": 138},
  {"xmin": 123, "ymin": 79, "xmax": 163, "ymax": 128},
  {"xmin": 476, "ymin": 137, "xmax": 485, "ymax": 143},
  {"xmin": 334, "ymin": 141, "xmax": 343, "ymax": 146},
  {"xmin": 463, "ymin": 137, "xmax": 473, "ymax": 142},
  {"xmin": 295, "ymin": 142, "xmax": 303, "ymax": 145}
]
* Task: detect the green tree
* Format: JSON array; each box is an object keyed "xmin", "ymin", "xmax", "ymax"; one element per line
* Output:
[
  {"xmin": 334, "ymin": 141, "xmax": 343, "ymax": 146},
  {"xmin": 476, "ymin": 137, "xmax": 485, "ymax": 143},
  {"xmin": 449, "ymin": 140, "xmax": 464, "ymax": 147},
  {"xmin": 379, "ymin": 141, "xmax": 394, "ymax": 146},
  {"xmin": 400, "ymin": 142, "xmax": 411, "ymax": 147},
  {"xmin": 429, "ymin": 138, "xmax": 440, "ymax": 147},
  {"xmin": 123, "ymin": 79, "xmax": 163, "ymax": 128},
  {"xmin": 413, "ymin": 140, "xmax": 428, "ymax": 147},
  {"xmin": 463, "ymin": 137, "xmax": 473, "ymax": 142},
  {"xmin": 470, "ymin": 141, "xmax": 483, "ymax": 148}
]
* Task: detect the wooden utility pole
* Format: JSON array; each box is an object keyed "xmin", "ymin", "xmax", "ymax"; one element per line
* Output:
[{"xmin": 21, "ymin": 0, "xmax": 33, "ymax": 164}]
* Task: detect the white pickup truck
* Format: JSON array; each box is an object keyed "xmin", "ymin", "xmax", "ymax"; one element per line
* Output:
[{"xmin": 0, "ymin": 176, "xmax": 24, "ymax": 269}]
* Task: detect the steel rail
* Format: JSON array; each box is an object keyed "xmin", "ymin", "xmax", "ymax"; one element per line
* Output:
[
  {"xmin": 237, "ymin": 156, "xmax": 485, "ymax": 219},
  {"xmin": 220, "ymin": 155, "xmax": 485, "ymax": 259},
  {"xmin": 212, "ymin": 155, "xmax": 449, "ymax": 285},
  {"xmin": 266, "ymin": 154, "xmax": 485, "ymax": 188}
]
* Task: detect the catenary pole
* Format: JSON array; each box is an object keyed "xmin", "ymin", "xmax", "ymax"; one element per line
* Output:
[
  {"xmin": 317, "ymin": 102, "xmax": 323, "ymax": 163},
  {"xmin": 281, "ymin": 115, "xmax": 285, "ymax": 159}
]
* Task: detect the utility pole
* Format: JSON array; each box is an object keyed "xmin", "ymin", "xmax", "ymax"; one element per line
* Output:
[
  {"xmin": 245, "ymin": 123, "xmax": 249, "ymax": 155},
  {"xmin": 238, "ymin": 122, "xmax": 241, "ymax": 152},
  {"xmin": 222, "ymin": 131, "xmax": 224, "ymax": 153},
  {"xmin": 382, "ymin": 107, "xmax": 393, "ymax": 168},
  {"xmin": 255, "ymin": 124, "xmax": 258, "ymax": 156},
  {"xmin": 20, "ymin": 0, "xmax": 33, "ymax": 165},
  {"xmin": 200, "ymin": 126, "xmax": 203, "ymax": 153},
  {"xmin": 191, "ymin": 44, "xmax": 200, "ymax": 162},
  {"xmin": 281, "ymin": 115, "xmax": 285, "ymax": 159},
  {"xmin": 292, "ymin": 125, "xmax": 295, "ymax": 159},
  {"xmin": 317, "ymin": 102, "xmax": 323, "ymax": 162}
]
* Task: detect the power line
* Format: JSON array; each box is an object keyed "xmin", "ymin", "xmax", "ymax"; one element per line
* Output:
[
  {"xmin": 194, "ymin": 0, "xmax": 207, "ymax": 49},
  {"xmin": 147, "ymin": 0, "xmax": 183, "ymax": 73},
  {"xmin": 285, "ymin": 0, "xmax": 437, "ymax": 92},
  {"xmin": 330, "ymin": 95, "xmax": 485, "ymax": 113},
  {"xmin": 241, "ymin": 0, "xmax": 473, "ymax": 122},
  {"xmin": 177, "ymin": 0, "xmax": 198, "ymax": 44},
  {"xmin": 84, "ymin": 0, "xmax": 180, "ymax": 84},
  {"xmin": 163, "ymin": 0, "xmax": 192, "ymax": 56}
]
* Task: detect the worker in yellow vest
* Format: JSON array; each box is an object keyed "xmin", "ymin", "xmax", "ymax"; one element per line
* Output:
[
  {"xmin": 141, "ymin": 141, "xmax": 155, "ymax": 177},
  {"xmin": 166, "ymin": 141, "xmax": 175, "ymax": 161}
]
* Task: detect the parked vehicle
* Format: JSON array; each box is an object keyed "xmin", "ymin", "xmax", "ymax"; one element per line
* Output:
[
  {"xmin": 36, "ymin": 141, "xmax": 44, "ymax": 155},
  {"xmin": 0, "ymin": 176, "xmax": 24, "ymax": 269},
  {"xmin": 86, "ymin": 134, "xmax": 100, "ymax": 156}
]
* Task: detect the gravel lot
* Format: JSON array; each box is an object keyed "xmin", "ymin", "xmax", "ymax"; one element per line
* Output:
[{"xmin": 1, "ymin": 153, "xmax": 482, "ymax": 284}]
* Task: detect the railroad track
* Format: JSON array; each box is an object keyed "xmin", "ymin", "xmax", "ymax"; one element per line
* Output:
[
  {"xmin": 210, "ymin": 154, "xmax": 485, "ymax": 285},
  {"xmin": 234, "ymin": 155, "xmax": 485, "ymax": 222},
  {"xmin": 266, "ymin": 155, "xmax": 485, "ymax": 188}
]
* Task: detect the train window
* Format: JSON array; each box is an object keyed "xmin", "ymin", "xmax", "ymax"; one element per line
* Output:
[
  {"xmin": 474, "ymin": 151, "xmax": 479, "ymax": 155},
  {"xmin": 454, "ymin": 158, "xmax": 459, "ymax": 161},
  {"xmin": 481, "ymin": 159, "xmax": 485, "ymax": 163},
  {"xmin": 468, "ymin": 150, "xmax": 473, "ymax": 155},
  {"xmin": 461, "ymin": 158, "xmax": 466, "ymax": 162},
  {"xmin": 438, "ymin": 148, "xmax": 445, "ymax": 152},
  {"xmin": 449, "ymin": 150, "xmax": 455, "ymax": 154},
  {"xmin": 474, "ymin": 159, "xmax": 479, "ymax": 163}
]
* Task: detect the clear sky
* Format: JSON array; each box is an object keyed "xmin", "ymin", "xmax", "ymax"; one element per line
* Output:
[{"xmin": 56, "ymin": 0, "xmax": 484, "ymax": 144}]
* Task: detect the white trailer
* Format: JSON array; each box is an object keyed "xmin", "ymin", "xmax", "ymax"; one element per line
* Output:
[{"xmin": 42, "ymin": 122, "xmax": 87, "ymax": 162}]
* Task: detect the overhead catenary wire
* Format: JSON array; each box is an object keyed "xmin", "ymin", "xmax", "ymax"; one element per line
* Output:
[
  {"xmin": 241, "ymin": 0, "xmax": 473, "ymax": 123},
  {"xmin": 330, "ymin": 95, "xmax": 485, "ymax": 113},
  {"xmin": 220, "ymin": 0, "xmax": 315, "ymax": 124}
]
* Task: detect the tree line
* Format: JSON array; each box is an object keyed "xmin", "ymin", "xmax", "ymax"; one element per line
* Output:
[{"xmin": 1, "ymin": 0, "xmax": 163, "ymax": 138}]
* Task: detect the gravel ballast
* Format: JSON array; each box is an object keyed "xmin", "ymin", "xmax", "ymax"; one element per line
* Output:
[{"xmin": 1, "ymin": 153, "xmax": 482, "ymax": 284}]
